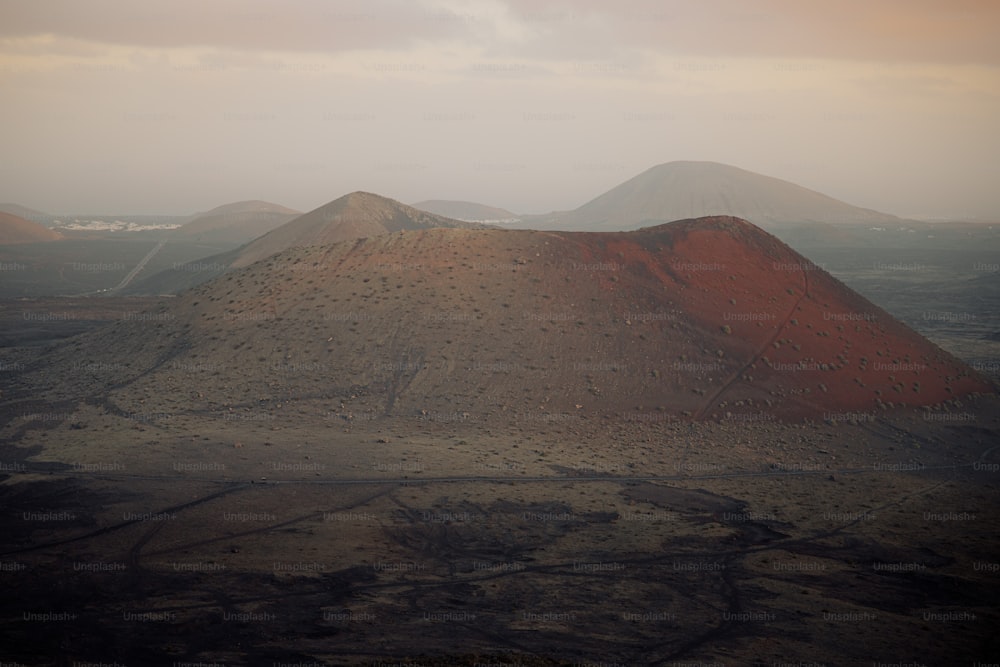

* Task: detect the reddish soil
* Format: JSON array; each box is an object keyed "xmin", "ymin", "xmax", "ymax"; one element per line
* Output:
[
  {"xmin": 2, "ymin": 216, "xmax": 999, "ymax": 666},
  {"xmin": 588, "ymin": 216, "xmax": 994, "ymax": 419},
  {"xmin": 25, "ymin": 216, "xmax": 993, "ymax": 424},
  {"xmin": 0, "ymin": 211, "xmax": 61, "ymax": 244}
]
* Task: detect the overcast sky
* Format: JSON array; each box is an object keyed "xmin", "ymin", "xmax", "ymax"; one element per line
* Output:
[{"xmin": 1, "ymin": 0, "xmax": 998, "ymax": 219}]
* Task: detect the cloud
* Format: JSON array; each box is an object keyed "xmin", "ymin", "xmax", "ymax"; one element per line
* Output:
[
  {"xmin": 497, "ymin": 0, "xmax": 1000, "ymax": 65},
  {"xmin": 1, "ymin": 0, "xmax": 997, "ymax": 217},
  {"xmin": 3, "ymin": 0, "xmax": 998, "ymax": 65},
  {"xmin": 0, "ymin": 0, "xmax": 467, "ymax": 53}
]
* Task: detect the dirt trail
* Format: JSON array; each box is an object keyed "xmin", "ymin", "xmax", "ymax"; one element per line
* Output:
[
  {"xmin": 694, "ymin": 266, "xmax": 810, "ymax": 420},
  {"xmin": 110, "ymin": 239, "xmax": 166, "ymax": 292}
]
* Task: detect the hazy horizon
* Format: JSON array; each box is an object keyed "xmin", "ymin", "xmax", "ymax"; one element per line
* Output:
[{"xmin": 2, "ymin": 0, "xmax": 999, "ymax": 219}]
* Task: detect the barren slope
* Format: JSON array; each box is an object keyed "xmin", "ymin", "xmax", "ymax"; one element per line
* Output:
[
  {"xmin": 125, "ymin": 191, "xmax": 484, "ymax": 294},
  {"xmin": 173, "ymin": 200, "xmax": 301, "ymax": 244},
  {"xmin": 230, "ymin": 191, "xmax": 484, "ymax": 268},
  {"xmin": 32, "ymin": 216, "xmax": 991, "ymax": 422},
  {"xmin": 0, "ymin": 211, "xmax": 62, "ymax": 244}
]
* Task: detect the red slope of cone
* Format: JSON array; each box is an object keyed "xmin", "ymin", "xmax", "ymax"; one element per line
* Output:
[{"xmin": 563, "ymin": 216, "xmax": 991, "ymax": 419}]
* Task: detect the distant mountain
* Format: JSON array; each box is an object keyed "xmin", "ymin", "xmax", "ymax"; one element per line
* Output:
[
  {"xmin": 48, "ymin": 215, "xmax": 991, "ymax": 422},
  {"xmin": 411, "ymin": 200, "xmax": 518, "ymax": 222},
  {"xmin": 0, "ymin": 203, "xmax": 49, "ymax": 222},
  {"xmin": 546, "ymin": 161, "xmax": 902, "ymax": 231},
  {"xmin": 173, "ymin": 200, "xmax": 301, "ymax": 244},
  {"xmin": 127, "ymin": 191, "xmax": 485, "ymax": 293},
  {"xmin": 0, "ymin": 211, "xmax": 62, "ymax": 244}
]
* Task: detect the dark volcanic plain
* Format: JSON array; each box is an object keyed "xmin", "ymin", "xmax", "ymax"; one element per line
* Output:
[{"xmin": 1, "ymin": 216, "xmax": 998, "ymax": 666}]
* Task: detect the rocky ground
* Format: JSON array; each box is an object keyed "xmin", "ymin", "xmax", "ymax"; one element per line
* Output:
[
  {"xmin": 2, "ymin": 386, "xmax": 999, "ymax": 665},
  {"xmin": 1, "ymin": 214, "xmax": 998, "ymax": 665}
]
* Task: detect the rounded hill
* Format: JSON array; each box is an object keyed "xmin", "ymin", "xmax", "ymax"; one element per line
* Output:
[
  {"xmin": 0, "ymin": 211, "xmax": 62, "ymax": 244},
  {"xmin": 553, "ymin": 161, "xmax": 902, "ymax": 230},
  {"xmin": 41, "ymin": 215, "xmax": 992, "ymax": 423}
]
